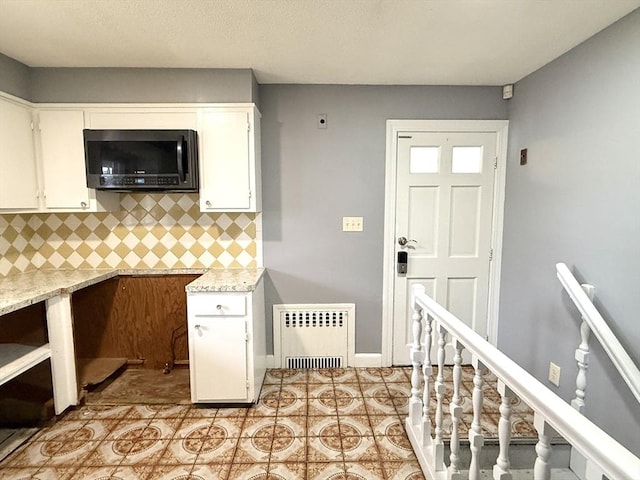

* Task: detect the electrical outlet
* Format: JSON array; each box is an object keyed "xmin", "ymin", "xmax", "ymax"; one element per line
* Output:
[
  {"xmin": 548, "ymin": 362, "xmax": 561, "ymax": 386},
  {"xmin": 342, "ymin": 216, "xmax": 363, "ymax": 232}
]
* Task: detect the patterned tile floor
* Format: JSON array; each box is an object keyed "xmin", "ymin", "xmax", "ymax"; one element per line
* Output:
[{"xmin": 0, "ymin": 366, "xmax": 535, "ymax": 480}]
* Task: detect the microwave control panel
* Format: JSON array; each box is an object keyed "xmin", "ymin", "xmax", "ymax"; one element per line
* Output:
[{"xmin": 100, "ymin": 175, "xmax": 180, "ymax": 187}]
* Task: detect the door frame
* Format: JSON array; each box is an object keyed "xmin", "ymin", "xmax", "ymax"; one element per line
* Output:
[{"xmin": 381, "ymin": 119, "xmax": 509, "ymax": 366}]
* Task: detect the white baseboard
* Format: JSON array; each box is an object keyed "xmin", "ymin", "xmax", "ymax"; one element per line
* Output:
[
  {"xmin": 352, "ymin": 353, "xmax": 383, "ymax": 367},
  {"xmin": 265, "ymin": 353, "xmax": 383, "ymax": 369},
  {"xmin": 265, "ymin": 354, "xmax": 276, "ymax": 369}
]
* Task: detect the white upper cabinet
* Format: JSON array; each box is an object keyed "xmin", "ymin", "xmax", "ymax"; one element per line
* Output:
[
  {"xmin": 86, "ymin": 110, "xmax": 198, "ymax": 130},
  {"xmin": 0, "ymin": 94, "xmax": 38, "ymax": 210},
  {"xmin": 37, "ymin": 109, "xmax": 118, "ymax": 211},
  {"xmin": 0, "ymin": 94, "xmax": 262, "ymax": 214},
  {"xmin": 199, "ymin": 107, "xmax": 261, "ymax": 212}
]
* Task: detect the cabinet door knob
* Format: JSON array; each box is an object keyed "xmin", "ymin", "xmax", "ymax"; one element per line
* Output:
[
  {"xmin": 205, "ymin": 200, "xmax": 212, "ymax": 207},
  {"xmin": 216, "ymin": 304, "xmax": 222, "ymax": 310},
  {"xmin": 80, "ymin": 201, "xmax": 87, "ymax": 208},
  {"xmin": 195, "ymin": 324, "xmax": 201, "ymax": 330}
]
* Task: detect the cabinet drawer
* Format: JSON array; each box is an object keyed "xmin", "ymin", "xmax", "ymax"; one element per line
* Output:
[{"xmin": 188, "ymin": 293, "xmax": 247, "ymax": 316}]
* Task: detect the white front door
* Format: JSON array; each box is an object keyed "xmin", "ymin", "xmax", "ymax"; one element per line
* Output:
[{"xmin": 390, "ymin": 130, "xmax": 499, "ymax": 365}]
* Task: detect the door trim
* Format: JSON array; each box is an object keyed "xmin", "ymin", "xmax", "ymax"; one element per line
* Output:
[{"xmin": 381, "ymin": 120, "xmax": 509, "ymax": 366}]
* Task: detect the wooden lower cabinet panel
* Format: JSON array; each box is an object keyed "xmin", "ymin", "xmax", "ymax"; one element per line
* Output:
[
  {"xmin": 0, "ymin": 304, "xmax": 53, "ymax": 426},
  {"xmin": 0, "ymin": 360, "xmax": 54, "ymax": 426},
  {"xmin": 72, "ymin": 275, "xmax": 198, "ymax": 370},
  {"xmin": 0, "ymin": 303, "xmax": 47, "ymax": 345},
  {"xmin": 71, "ymin": 277, "xmax": 118, "ymax": 362}
]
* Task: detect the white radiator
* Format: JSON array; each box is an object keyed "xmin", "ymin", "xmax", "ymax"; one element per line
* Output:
[{"xmin": 273, "ymin": 304, "xmax": 355, "ymax": 368}]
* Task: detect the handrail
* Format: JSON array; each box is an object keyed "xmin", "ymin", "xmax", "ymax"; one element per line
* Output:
[
  {"xmin": 412, "ymin": 285, "xmax": 640, "ymax": 480},
  {"xmin": 556, "ymin": 262, "xmax": 640, "ymax": 404}
]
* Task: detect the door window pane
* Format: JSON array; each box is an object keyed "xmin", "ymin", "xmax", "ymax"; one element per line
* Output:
[
  {"xmin": 410, "ymin": 146, "xmax": 439, "ymax": 173},
  {"xmin": 452, "ymin": 146, "xmax": 483, "ymax": 173}
]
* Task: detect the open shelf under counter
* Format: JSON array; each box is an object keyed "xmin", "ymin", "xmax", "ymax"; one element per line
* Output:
[{"xmin": 0, "ymin": 343, "xmax": 52, "ymax": 387}]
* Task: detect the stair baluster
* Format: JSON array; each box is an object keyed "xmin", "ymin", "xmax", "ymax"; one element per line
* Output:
[
  {"xmin": 469, "ymin": 357, "xmax": 486, "ymax": 480},
  {"xmin": 533, "ymin": 414, "xmax": 555, "ymax": 480},
  {"xmin": 493, "ymin": 380, "xmax": 515, "ymax": 480},
  {"xmin": 421, "ymin": 312, "xmax": 433, "ymax": 444},
  {"xmin": 571, "ymin": 284, "xmax": 595, "ymax": 413},
  {"xmin": 448, "ymin": 339, "xmax": 464, "ymax": 480},
  {"xmin": 434, "ymin": 324, "xmax": 447, "ymax": 470},
  {"xmin": 409, "ymin": 297, "xmax": 424, "ymax": 428}
]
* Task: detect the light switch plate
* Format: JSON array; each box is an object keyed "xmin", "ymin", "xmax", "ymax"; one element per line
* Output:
[
  {"xmin": 548, "ymin": 362, "xmax": 561, "ymax": 386},
  {"xmin": 343, "ymin": 216, "xmax": 363, "ymax": 232}
]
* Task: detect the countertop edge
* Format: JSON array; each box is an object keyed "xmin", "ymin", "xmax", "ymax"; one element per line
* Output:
[
  {"xmin": 185, "ymin": 268, "xmax": 265, "ymax": 293},
  {"xmin": 0, "ymin": 290, "xmax": 64, "ymax": 316},
  {"xmin": 1, "ymin": 267, "xmax": 264, "ymax": 316},
  {"xmin": 61, "ymin": 270, "xmax": 121, "ymax": 293}
]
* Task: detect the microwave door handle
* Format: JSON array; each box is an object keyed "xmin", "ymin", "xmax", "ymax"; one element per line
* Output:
[{"xmin": 176, "ymin": 135, "xmax": 185, "ymax": 182}]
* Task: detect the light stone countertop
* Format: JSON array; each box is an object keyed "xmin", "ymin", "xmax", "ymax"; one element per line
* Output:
[
  {"xmin": 0, "ymin": 267, "xmax": 264, "ymax": 316},
  {"xmin": 184, "ymin": 268, "xmax": 265, "ymax": 293},
  {"xmin": 0, "ymin": 269, "xmax": 118, "ymax": 316}
]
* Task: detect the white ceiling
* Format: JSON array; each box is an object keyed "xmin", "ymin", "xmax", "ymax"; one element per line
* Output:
[{"xmin": 0, "ymin": 0, "xmax": 638, "ymax": 85}]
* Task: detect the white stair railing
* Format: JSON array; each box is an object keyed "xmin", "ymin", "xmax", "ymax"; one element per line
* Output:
[
  {"xmin": 556, "ymin": 262, "xmax": 640, "ymax": 406},
  {"xmin": 406, "ymin": 284, "xmax": 640, "ymax": 480}
]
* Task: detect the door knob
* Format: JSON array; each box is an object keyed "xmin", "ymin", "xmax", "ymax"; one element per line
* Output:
[{"xmin": 398, "ymin": 236, "xmax": 417, "ymax": 247}]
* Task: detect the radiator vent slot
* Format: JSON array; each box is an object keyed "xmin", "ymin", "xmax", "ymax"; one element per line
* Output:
[
  {"xmin": 283, "ymin": 311, "xmax": 345, "ymax": 328},
  {"xmin": 286, "ymin": 356, "xmax": 343, "ymax": 369},
  {"xmin": 273, "ymin": 304, "xmax": 355, "ymax": 369}
]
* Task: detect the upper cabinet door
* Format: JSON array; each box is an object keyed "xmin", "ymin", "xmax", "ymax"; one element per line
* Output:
[
  {"xmin": 87, "ymin": 111, "xmax": 198, "ymax": 130},
  {"xmin": 38, "ymin": 110, "xmax": 91, "ymax": 209},
  {"xmin": 199, "ymin": 109, "xmax": 260, "ymax": 212},
  {"xmin": 0, "ymin": 96, "xmax": 38, "ymax": 210}
]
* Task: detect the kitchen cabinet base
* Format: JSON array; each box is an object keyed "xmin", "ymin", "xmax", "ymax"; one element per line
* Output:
[
  {"xmin": 77, "ymin": 357, "xmax": 127, "ymax": 388},
  {"xmin": 187, "ymin": 280, "xmax": 266, "ymax": 404}
]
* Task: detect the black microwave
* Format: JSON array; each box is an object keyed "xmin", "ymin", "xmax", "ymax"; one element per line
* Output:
[{"xmin": 83, "ymin": 129, "xmax": 199, "ymax": 191}]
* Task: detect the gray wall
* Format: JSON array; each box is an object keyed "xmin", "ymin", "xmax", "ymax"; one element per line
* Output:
[
  {"xmin": 0, "ymin": 52, "xmax": 31, "ymax": 99},
  {"xmin": 260, "ymin": 85, "xmax": 507, "ymax": 353},
  {"xmin": 499, "ymin": 9, "xmax": 640, "ymax": 455}
]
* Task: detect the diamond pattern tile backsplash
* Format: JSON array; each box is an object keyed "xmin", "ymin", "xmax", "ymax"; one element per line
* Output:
[{"xmin": 0, "ymin": 193, "xmax": 259, "ymax": 277}]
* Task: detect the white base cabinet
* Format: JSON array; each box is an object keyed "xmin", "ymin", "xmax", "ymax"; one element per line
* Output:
[
  {"xmin": 0, "ymin": 294, "xmax": 78, "ymax": 415},
  {"xmin": 187, "ymin": 280, "xmax": 265, "ymax": 403}
]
